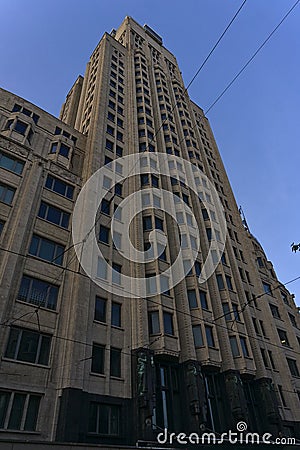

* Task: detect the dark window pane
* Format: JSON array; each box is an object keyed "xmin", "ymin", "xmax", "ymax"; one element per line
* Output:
[
  {"xmin": 0, "ymin": 392, "xmax": 10, "ymax": 428},
  {"xmin": 163, "ymin": 312, "xmax": 174, "ymax": 335},
  {"xmin": 99, "ymin": 225, "xmax": 109, "ymax": 243},
  {"xmin": 91, "ymin": 344, "xmax": 105, "ymax": 374},
  {"xmin": 24, "ymin": 395, "xmax": 41, "ymax": 431},
  {"xmin": 95, "ymin": 297, "xmax": 106, "ymax": 322},
  {"xmin": 193, "ymin": 325, "xmax": 203, "ymax": 347},
  {"xmin": 101, "ymin": 199, "xmax": 110, "ymax": 215},
  {"xmin": 143, "ymin": 216, "xmax": 152, "ymax": 231},
  {"xmin": 17, "ymin": 330, "xmax": 39, "ymax": 363},
  {"xmin": 59, "ymin": 143, "xmax": 70, "ymax": 158},
  {"xmin": 38, "ymin": 336, "xmax": 51, "ymax": 365},
  {"xmin": 8, "ymin": 393, "xmax": 26, "ymax": 430},
  {"xmin": 88, "ymin": 402, "xmax": 98, "ymax": 432},
  {"xmin": 205, "ymin": 326, "xmax": 215, "ymax": 347},
  {"xmin": 148, "ymin": 311, "xmax": 160, "ymax": 334},
  {"xmin": 14, "ymin": 120, "xmax": 27, "ymax": 135},
  {"xmin": 111, "ymin": 303, "xmax": 121, "ymax": 327},
  {"xmin": 5, "ymin": 328, "xmax": 19, "ymax": 359},
  {"xmin": 187, "ymin": 290, "xmax": 197, "ymax": 309},
  {"xmin": 200, "ymin": 290, "xmax": 208, "ymax": 309},
  {"xmin": 110, "ymin": 348, "xmax": 121, "ymax": 377}
]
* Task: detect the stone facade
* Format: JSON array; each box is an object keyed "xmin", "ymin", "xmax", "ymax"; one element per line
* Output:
[{"xmin": 0, "ymin": 16, "xmax": 299, "ymax": 446}]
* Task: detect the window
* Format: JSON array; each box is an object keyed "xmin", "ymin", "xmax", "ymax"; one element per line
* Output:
[
  {"xmin": 18, "ymin": 275, "xmax": 58, "ymax": 310},
  {"xmin": 0, "ymin": 151, "xmax": 24, "ymax": 174},
  {"xmin": 194, "ymin": 261, "xmax": 201, "ymax": 277},
  {"xmin": 199, "ymin": 290, "xmax": 208, "ymax": 309},
  {"xmin": 206, "ymin": 228, "xmax": 212, "ymax": 241},
  {"xmin": 257, "ymin": 257, "xmax": 264, "ymax": 268},
  {"xmin": 111, "ymin": 302, "xmax": 121, "ymax": 327},
  {"xmin": 281, "ymin": 291, "xmax": 289, "ymax": 305},
  {"xmin": 225, "ymin": 275, "xmax": 233, "ymax": 291},
  {"xmin": 107, "ymin": 125, "xmax": 114, "ymax": 136},
  {"xmin": 277, "ymin": 329, "xmax": 290, "ymax": 347},
  {"xmin": 155, "ymin": 217, "xmax": 163, "ymax": 231},
  {"xmin": 0, "ymin": 391, "xmax": 41, "ymax": 431},
  {"xmin": 193, "ymin": 325, "xmax": 204, "ymax": 347},
  {"xmin": 289, "ymin": 313, "xmax": 297, "ymax": 328},
  {"xmin": 141, "ymin": 174, "xmax": 149, "ymax": 186},
  {"xmin": 259, "ymin": 320, "xmax": 267, "ymax": 337},
  {"xmin": 270, "ymin": 304, "xmax": 281, "ymax": 319},
  {"xmin": 107, "ymin": 111, "xmax": 115, "ymax": 122},
  {"xmin": 59, "ymin": 143, "xmax": 70, "ymax": 158},
  {"xmin": 45, "ymin": 175, "xmax": 74, "ymax": 199},
  {"xmin": 151, "ymin": 175, "xmax": 159, "ymax": 187},
  {"xmin": 202, "ymin": 209, "xmax": 209, "ymax": 220},
  {"xmin": 14, "ymin": 120, "xmax": 28, "ymax": 135},
  {"xmin": 116, "ymin": 131, "xmax": 123, "ymax": 142},
  {"xmin": 29, "ymin": 235, "xmax": 65, "ymax": 266},
  {"xmin": 0, "ymin": 183, "xmax": 15, "ymax": 205},
  {"xmin": 278, "ymin": 385, "xmax": 287, "ymax": 407},
  {"xmin": 101, "ymin": 199, "xmax": 110, "ymax": 215},
  {"xmin": 94, "ymin": 297, "xmax": 106, "ymax": 323},
  {"xmin": 240, "ymin": 337, "xmax": 249, "ymax": 357},
  {"xmin": 115, "ymin": 183, "xmax": 122, "ymax": 196},
  {"xmin": 268, "ymin": 351, "xmax": 276, "ymax": 370},
  {"xmin": 205, "ymin": 326, "xmax": 215, "ymax": 347},
  {"xmin": 108, "ymin": 100, "xmax": 115, "ymax": 110},
  {"xmin": 232, "ymin": 304, "xmax": 240, "ymax": 321},
  {"xmin": 38, "ymin": 202, "xmax": 70, "ymax": 229},
  {"xmin": 163, "ymin": 312, "xmax": 174, "ymax": 335},
  {"xmin": 116, "ymin": 145, "xmax": 123, "ymax": 157},
  {"xmin": 222, "ymin": 303, "xmax": 232, "ymax": 321},
  {"xmin": 99, "ymin": 225, "xmax": 109, "ymax": 244},
  {"xmin": 0, "ymin": 221, "xmax": 4, "ymax": 236},
  {"xmin": 216, "ymin": 274, "xmax": 225, "ymax": 290},
  {"xmin": 110, "ymin": 348, "xmax": 121, "ymax": 377},
  {"xmin": 148, "ymin": 311, "xmax": 160, "ymax": 334},
  {"xmin": 143, "ymin": 216, "xmax": 152, "ymax": 231},
  {"xmin": 91, "ymin": 343, "xmax": 105, "ymax": 374},
  {"xmin": 187, "ymin": 290, "xmax": 197, "ymax": 309},
  {"xmin": 5, "ymin": 327, "xmax": 51, "ymax": 365},
  {"xmin": 105, "ymin": 156, "xmax": 112, "ymax": 165},
  {"xmin": 105, "ymin": 139, "xmax": 114, "ymax": 151},
  {"xmin": 286, "ymin": 358, "xmax": 300, "ymax": 377},
  {"xmin": 88, "ymin": 403, "xmax": 120, "ymax": 435},
  {"xmin": 112, "ymin": 263, "xmax": 121, "ymax": 285},
  {"xmin": 263, "ymin": 282, "xmax": 272, "ymax": 295},
  {"xmin": 230, "ymin": 336, "xmax": 240, "ymax": 357}
]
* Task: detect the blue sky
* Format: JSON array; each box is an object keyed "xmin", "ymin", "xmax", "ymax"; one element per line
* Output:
[{"xmin": 1, "ymin": 0, "xmax": 300, "ymax": 305}]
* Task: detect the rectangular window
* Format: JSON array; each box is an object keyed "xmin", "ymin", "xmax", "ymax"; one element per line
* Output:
[
  {"xmin": 0, "ymin": 151, "xmax": 24, "ymax": 174},
  {"xmin": 143, "ymin": 216, "xmax": 152, "ymax": 231},
  {"xmin": 101, "ymin": 199, "xmax": 110, "ymax": 215},
  {"xmin": 199, "ymin": 290, "xmax": 208, "ymax": 309},
  {"xmin": 0, "ymin": 391, "xmax": 41, "ymax": 431},
  {"xmin": 59, "ymin": 143, "xmax": 70, "ymax": 158},
  {"xmin": 115, "ymin": 183, "xmax": 122, "ymax": 196},
  {"xmin": 263, "ymin": 282, "xmax": 272, "ymax": 295},
  {"xmin": 187, "ymin": 290, "xmax": 197, "ymax": 309},
  {"xmin": 278, "ymin": 385, "xmax": 287, "ymax": 407},
  {"xmin": 269, "ymin": 304, "xmax": 281, "ymax": 319},
  {"xmin": 286, "ymin": 358, "xmax": 299, "ymax": 377},
  {"xmin": 38, "ymin": 202, "xmax": 70, "ymax": 229},
  {"xmin": 163, "ymin": 312, "xmax": 174, "ymax": 335},
  {"xmin": 240, "ymin": 336, "xmax": 249, "ymax": 357},
  {"xmin": 110, "ymin": 348, "xmax": 121, "ymax": 377},
  {"xmin": 45, "ymin": 175, "xmax": 74, "ymax": 199},
  {"xmin": 261, "ymin": 348, "xmax": 269, "ymax": 368},
  {"xmin": 230, "ymin": 336, "xmax": 240, "ymax": 357},
  {"xmin": 225, "ymin": 275, "xmax": 233, "ymax": 291},
  {"xmin": 0, "ymin": 221, "xmax": 4, "ymax": 236},
  {"xmin": 232, "ymin": 304, "xmax": 240, "ymax": 321},
  {"xmin": 205, "ymin": 326, "xmax": 215, "ymax": 347},
  {"xmin": 277, "ymin": 329, "xmax": 290, "ymax": 347},
  {"xmin": 148, "ymin": 311, "xmax": 160, "ymax": 334},
  {"xmin": 289, "ymin": 313, "xmax": 297, "ymax": 328},
  {"xmin": 216, "ymin": 274, "xmax": 225, "ymax": 290},
  {"xmin": 29, "ymin": 235, "xmax": 65, "ymax": 266},
  {"xmin": 222, "ymin": 303, "xmax": 232, "ymax": 321},
  {"xmin": 88, "ymin": 403, "xmax": 120, "ymax": 435},
  {"xmin": 99, "ymin": 225, "xmax": 109, "ymax": 244},
  {"xmin": 155, "ymin": 217, "xmax": 163, "ymax": 231},
  {"xmin": 194, "ymin": 261, "xmax": 201, "ymax": 277},
  {"xmin": 111, "ymin": 302, "xmax": 121, "ymax": 327},
  {"xmin": 14, "ymin": 120, "xmax": 28, "ymax": 135},
  {"xmin": 112, "ymin": 263, "xmax": 121, "ymax": 285},
  {"xmin": 94, "ymin": 297, "xmax": 106, "ymax": 323},
  {"xmin": 0, "ymin": 183, "xmax": 15, "ymax": 205},
  {"xmin": 105, "ymin": 139, "xmax": 114, "ymax": 151},
  {"xmin": 192, "ymin": 325, "xmax": 204, "ymax": 347},
  {"xmin": 18, "ymin": 275, "xmax": 58, "ymax": 310},
  {"xmin": 91, "ymin": 343, "xmax": 105, "ymax": 374},
  {"xmin": 5, "ymin": 327, "xmax": 51, "ymax": 365},
  {"xmin": 268, "ymin": 351, "xmax": 276, "ymax": 369}
]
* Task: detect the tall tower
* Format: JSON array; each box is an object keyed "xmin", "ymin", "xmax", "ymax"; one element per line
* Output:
[{"xmin": 0, "ymin": 16, "xmax": 299, "ymax": 446}]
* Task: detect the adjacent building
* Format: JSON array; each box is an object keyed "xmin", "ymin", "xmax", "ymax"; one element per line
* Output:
[{"xmin": 0, "ymin": 16, "xmax": 299, "ymax": 446}]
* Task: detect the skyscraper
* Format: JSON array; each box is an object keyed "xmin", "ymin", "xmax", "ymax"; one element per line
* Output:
[{"xmin": 0, "ymin": 16, "xmax": 299, "ymax": 446}]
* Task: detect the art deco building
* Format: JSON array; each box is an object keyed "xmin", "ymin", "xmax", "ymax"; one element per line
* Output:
[{"xmin": 0, "ymin": 16, "xmax": 299, "ymax": 446}]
